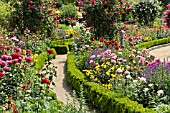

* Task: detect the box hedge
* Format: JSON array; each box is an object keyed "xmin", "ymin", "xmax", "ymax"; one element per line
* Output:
[
  {"xmin": 137, "ymin": 37, "xmax": 170, "ymax": 49},
  {"xmin": 49, "ymin": 38, "xmax": 75, "ymax": 54}
]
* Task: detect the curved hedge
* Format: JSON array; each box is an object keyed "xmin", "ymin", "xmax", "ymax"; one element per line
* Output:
[
  {"xmin": 66, "ymin": 37, "xmax": 170, "ymax": 113},
  {"xmin": 136, "ymin": 37, "xmax": 170, "ymax": 49}
]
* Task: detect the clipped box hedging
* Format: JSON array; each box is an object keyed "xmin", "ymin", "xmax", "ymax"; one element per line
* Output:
[
  {"xmin": 66, "ymin": 52, "xmax": 155, "ymax": 113},
  {"xmin": 49, "ymin": 38, "xmax": 75, "ymax": 54},
  {"xmin": 50, "ymin": 38, "xmax": 75, "ymax": 46},
  {"xmin": 137, "ymin": 37, "xmax": 170, "ymax": 49}
]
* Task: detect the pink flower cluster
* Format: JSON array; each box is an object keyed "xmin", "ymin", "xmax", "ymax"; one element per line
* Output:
[{"xmin": 164, "ymin": 4, "xmax": 170, "ymax": 28}]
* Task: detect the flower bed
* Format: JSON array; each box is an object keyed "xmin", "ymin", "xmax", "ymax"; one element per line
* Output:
[{"xmin": 66, "ymin": 37, "xmax": 170, "ymax": 113}]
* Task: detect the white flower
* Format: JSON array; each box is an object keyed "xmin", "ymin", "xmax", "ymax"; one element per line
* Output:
[
  {"xmin": 139, "ymin": 77, "xmax": 146, "ymax": 83},
  {"xmin": 157, "ymin": 90, "xmax": 164, "ymax": 96},
  {"xmin": 118, "ymin": 52, "xmax": 122, "ymax": 55},
  {"xmin": 143, "ymin": 88, "xmax": 149, "ymax": 93},
  {"xmin": 148, "ymin": 84, "xmax": 154, "ymax": 87},
  {"xmin": 133, "ymin": 79, "xmax": 138, "ymax": 84},
  {"xmin": 117, "ymin": 68, "xmax": 123, "ymax": 73},
  {"xmin": 126, "ymin": 75, "xmax": 132, "ymax": 79}
]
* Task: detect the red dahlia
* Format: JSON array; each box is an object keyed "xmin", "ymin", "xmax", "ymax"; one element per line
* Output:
[{"xmin": 11, "ymin": 53, "xmax": 21, "ymax": 59}]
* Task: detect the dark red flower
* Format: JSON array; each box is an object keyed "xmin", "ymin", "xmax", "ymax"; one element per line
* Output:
[
  {"xmin": 11, "ymin": 53, "xmax": 21, "ymax": 59},
  {"xmin": 110, "ymin": 39, "xmax": 115, "ymax": 43},
  {"xmin": 0, "ymin": 72, "xmax": 4, "ymax": 78},
  {"xmin": 47, "ymin": 49, "xmax": 54, "ymax": 54},
  {"xmin": 105, "ymin": 41, "xmax": 109, "ymax": 45},
  {"xmin": 99, "ymin": 37, "xmax": 104, "ymax": 42},
  {"xmin": 21, "ymin": 85, "xmax": 26, "ymax": 90},
  {"xmin": 41, "ymin": 78, "xmax": 50, "ymax": 85},
  {"xmin": 115, "ymin": 45, "xmax": 120, "ymax": 50},
  {"xmin": 10, "ymin": 24, "xmax": 14, "ymax": 27},
  {"xmin": 91, "ymin": 36, "xmax": 95, "ymax": 41},
  {"xmin": 129, "ymin": 37, "xmax": 133, "ymax": 41}
]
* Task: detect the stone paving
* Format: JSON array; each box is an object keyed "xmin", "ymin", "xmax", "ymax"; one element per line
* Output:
[{"xmin": 149, "ymin": 45, "xmax": 170, "ymax": 61}]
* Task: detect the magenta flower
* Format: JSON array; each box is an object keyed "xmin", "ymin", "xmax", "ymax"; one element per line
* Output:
[
  {"xmin": 3, "ymin": 67, "xmax": 11, "ymax": 72},
  {"xmin": 0, "ymin": 61, "xmax": 6, "ymax": 67},
  {"xmin": 25, "ymin": 56, "xmax": 32, "ymax": 62},
  {"xmin": 7, "ymin": 56, "xmax": 12, "ymax": 60},
  {"xmin": 26, "ymin": 49, "xmax": 31, "ymax": 53},
  {"xmin": 1, "ymin": 55, "xmax": 8, "ymax": 60}
]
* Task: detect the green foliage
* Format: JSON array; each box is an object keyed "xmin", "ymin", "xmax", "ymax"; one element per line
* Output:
[
  {"xmin": 50, "ymin": 38, "xmax": 75, "ymax": 46},
  {"xmin": 35, "ymin": 52, "xmax": 48, "ymax": 72},
  {"xmin": 66, "ymin": 52, "xmax": 156, "ymax": 113},
  {"xmin": 0, "ymin": 1, "xmax": 10, "ymax": 24},
  {"xmin": 58, "ymin": 24, "xmax": 70, "ymax": 30},
  {"xmin": 59, "ymin": 4, "xmax": 77, "ymax": 18},
  {"xmin": 133, "ymin": 0, "xmax": 162, "ymax": 26},
  {"xmin": 137, "ymin": 37, "xmax": 170, "ymax": 49}
]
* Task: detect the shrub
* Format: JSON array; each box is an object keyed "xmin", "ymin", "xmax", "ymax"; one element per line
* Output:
[
  {"xmin": 59, "ymin": 4, "xmax": 77, "ymax": 18},
  {"xmin": 133, "ymin": 0, "xmax": 162, "ymax": 26}
]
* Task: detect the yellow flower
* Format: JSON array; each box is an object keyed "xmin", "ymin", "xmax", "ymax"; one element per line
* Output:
[
  {"xmin": 106, "ymin": 70, "xmax": 111, "ymax": 76},
  {"xmin": 111, "ymin": 66, "xmax": 115, "ymax": 70},
  {"xmin": 106, "ymin": 62, "xmax": 111, "ymax": 66},
  {"xmin": 83, "ymin": 70, "xmax": 93, "ymax": 76},
  {"xmin": 107, "ymin": 83, "xmax": 112, "ymax": 90},
  {"xmin": 101, "ymin": 63, "xmax": 107, "ymax": 69},
  {"xmin": 90, "ymin": 75, "xmax": 95, "ymax": 79},
  {"xmin": 33, "ymin": 54, "xmax": 38, "ymax": 62},
  {"xmin": 23, "ymin": 50, "xmax": 26, "ymax": 55},
  {"xmin": 95, "ymin": 65, "xmax": 100, "ymax": 71},
  {"xmin": 94, "ymin": 78, "xmax": 98, "ymax": 82},
  {"xmin": 111, "ymin": 74, "xmax": 116, "ymax": 78}
]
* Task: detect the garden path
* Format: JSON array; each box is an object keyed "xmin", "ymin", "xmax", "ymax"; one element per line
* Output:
[
  {"xmin": 149, "ymin": 44, "xmax": 170, "ymax": 61},
  {"xmin": 50, "ymin": 54, "xmax": 96, "ymax": 112},
  {"xmin": 50, "ymin": 54, "xmax": 76, "ymax": 104}
]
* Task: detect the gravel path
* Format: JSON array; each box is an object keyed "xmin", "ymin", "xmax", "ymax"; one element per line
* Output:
[
  {"xmin": 50, "ymin": 54, "xmax": 75, "ymax": 104},
  {"xmin": 149, "ymin": 45, "xmax": 170, "ymax": 61}
]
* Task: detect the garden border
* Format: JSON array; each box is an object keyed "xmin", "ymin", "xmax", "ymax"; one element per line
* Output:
[{"xmin": 66, "ymin": 37, "xmax": 170, "ymax": 113}]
